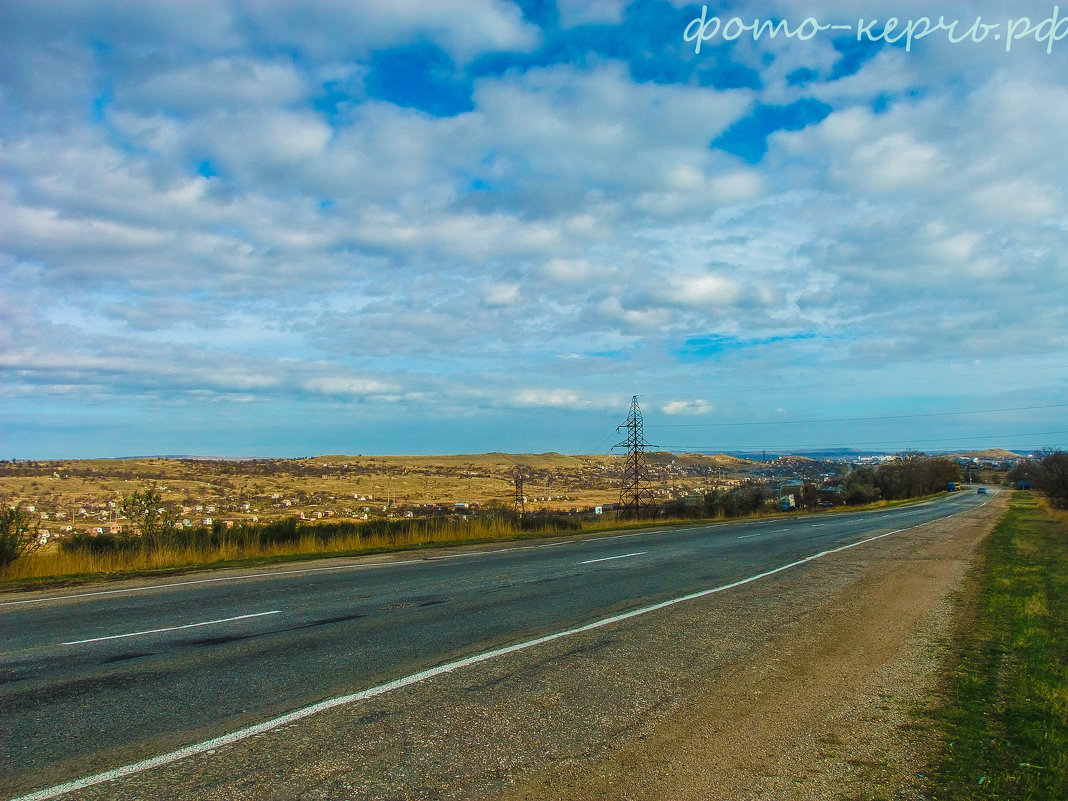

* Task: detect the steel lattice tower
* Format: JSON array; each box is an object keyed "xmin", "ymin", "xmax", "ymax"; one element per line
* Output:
[
  {"xmin": 615, "ymin": 395, "xmax": 652, "ymax": 518},
  {"xmin": 513, "ymin": 469, "xmax": 525, "ymax": 516}
]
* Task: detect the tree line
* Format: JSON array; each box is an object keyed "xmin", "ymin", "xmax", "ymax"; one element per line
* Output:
[
  {"xmin": 842, "ymin": 452, "xmax": 961, "ymax": 504},
  {"xmin": 1008, "ymin": 450, "xmax": 1068, "ymax": 508},
  {"xmin": 659, "ymin": 453, "xmax": 963, "ymax": 520}
]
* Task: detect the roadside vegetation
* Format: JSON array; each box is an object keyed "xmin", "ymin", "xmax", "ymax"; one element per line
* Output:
[
  {"xmin": 931, "ymin": 491, "xmax": 1068, "ymax": 799},
  {"xmin": 659, "ymin": 451, "xmax": 961, "ymax": 516},
  {"xmin": 0, "ymin": 512, "xmax": 585, "ymax": 582},
  {"xmin": 0, "ymin": 506, "xmax": 41, "ymax": 569},
  {"xmin": 1008, "ymin": 449, "xmax": 1068, "ymax": 508},
  {"xmin": 0, "ymin": 452, "xmax": 968, "ymax": 584}
]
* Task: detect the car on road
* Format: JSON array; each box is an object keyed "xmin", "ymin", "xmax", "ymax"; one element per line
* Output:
[{"xmin": 977, "ymin": 487, "xmax": 988, "ymax": 494}]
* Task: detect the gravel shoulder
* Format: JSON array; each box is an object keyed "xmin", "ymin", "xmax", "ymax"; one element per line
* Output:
[
  {"xmin": 47, "ymin": 494, "xmax": 1006, "ymax": 801},
  {"xmin": 499, "ymin": 492, "xmax": 1007, "ymax": 801}
]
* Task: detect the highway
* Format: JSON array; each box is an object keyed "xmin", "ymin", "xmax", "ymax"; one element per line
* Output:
[{"xmin": 0, "ymin": 491, "xmax": 990, "ymax": 799}]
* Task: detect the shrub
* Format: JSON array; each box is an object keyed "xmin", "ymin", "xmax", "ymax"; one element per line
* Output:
[
  {"xmin": 1, "ymin": 507, "xmax": 41, "ymax": 568},
  {"xmin": 1037, "ymin": 449, "xmax": 1068, "ymax": 508}
]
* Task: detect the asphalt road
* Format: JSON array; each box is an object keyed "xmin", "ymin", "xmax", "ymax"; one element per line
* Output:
[{"xmin": 0, "ymin": 491, "xmax": 989, "ymax": 799}]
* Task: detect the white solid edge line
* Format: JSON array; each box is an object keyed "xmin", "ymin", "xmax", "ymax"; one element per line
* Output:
[
  {"xmin": 6, "ymin": 515, "xmax": 953, "ymax": 801},
  {"xmin": 578, "ymin": 551, "xmax": 646, "ymax": 565},
  {"xmin": 61, "ymin": 611, "xmax": 282, "ymax": 646},
  {"xmin": 0, "ymin": 561, "xmax": 423, "ymax": 608},
  {"xmin": 3, "ymin": 494, "xmax": 974, "ymax": 609},
  {"xmin": 1, "ymin": 530, "xmax": 655, "ymax": 608}
]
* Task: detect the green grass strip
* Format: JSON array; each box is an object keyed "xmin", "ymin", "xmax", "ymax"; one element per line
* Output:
[{"xmin": 932, "ymin": 492, "xmax": 1068, "ymax": 799}]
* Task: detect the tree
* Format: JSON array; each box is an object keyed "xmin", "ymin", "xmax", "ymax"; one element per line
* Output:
[
  {"xmin": 122, "ymin": 487, "xmax": 176, "ymax": 542},
  {"xmin": 1, "ymin": 507, "xmax": 41, "ymax": 569},
  {"xmin": 1007, "ymin": 459, "xmax": 1041, "ymax": 487},
  {"xmin": 1037, "ymin": 450, "xmax": 1068, "ymax": 508},
  {"xmin": 874, "ymin": 453, "xmax": 960, "ymax": 500},
  {"xmin": 844, "ymin": 467, "xmax": 880, "ymax": 504}
]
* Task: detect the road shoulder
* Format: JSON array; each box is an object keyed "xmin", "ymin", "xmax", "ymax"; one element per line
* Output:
[{"xmin": 497, "ymin": 492, "xmax": 1008, "ymax": 801}]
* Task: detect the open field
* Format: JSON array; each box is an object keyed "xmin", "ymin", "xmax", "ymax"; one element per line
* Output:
[
  {"xmin": 0, "ymin": 452, "xmax": 772, "ymax": 529},
  {"xmin": 0, "ymin": 451, "xmax": 836, "ymax": 546}
]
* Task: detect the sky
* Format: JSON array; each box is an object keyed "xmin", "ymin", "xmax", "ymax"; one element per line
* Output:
[{"xmin": 2, "ymin": 0, "xmax": 1067, "ymax": 459}]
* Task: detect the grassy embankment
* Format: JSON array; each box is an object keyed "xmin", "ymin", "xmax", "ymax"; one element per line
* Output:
[
  {"xmin": 2, "ymin": 511, "xmax": 683, "ymax": 585},
  {"xmin": 932, "ymin": 492, "xmax": 1067, "ymax": 799},
  {"xmin": 0, "ymin": 492, "xmax": 946, "ymax": 588}
]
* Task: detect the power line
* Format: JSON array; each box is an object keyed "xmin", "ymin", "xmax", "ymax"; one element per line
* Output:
[
  {"xmin": 647, "ymin": 403, "xmax": 1068, "ymax": 429},
  {"xmin": 634, "ymin": 362, "xmax": 1068, "ymax": 399},
  {"xmin": 656, "ymin": 429, "xmax": 1068, "ymax": 453}
]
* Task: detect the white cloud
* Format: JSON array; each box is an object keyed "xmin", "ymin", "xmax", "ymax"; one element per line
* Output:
[
  {"xmin": 662, "ymin": 273, "xmax": 745, "ymax": 308},
  {"xmin": 662, "ymin": 399, "xmax": 714, "ymax": 416},
  {"xmin": 2, "ymin": 0, "xmax": 1066, "ymax": 456},
  {"xmin": 116, "ymin": 58, "xmax": 310, "ymax": 114},
  {"xmin": 483, "ymin": 282, "xmax": 520, "ymax": 307},
  {"xmin": 230, "ymin": 0, "xmax": 540, "ymax": 64},
  {"xmin": 466, "ymin": 60, "xmax": 753, "ymax": 213},
  {"xmin": 302, "ymin": 377, "xmax": 399, "ymax": 397},
  {"xmin": 512, "ymin": 389, "xmax": 586, "ymax": 409},
  {"xmin": 969, "ymin": 180, "xmax": 1060, "ymax": 221},
  {"xmin": 543, "ymin": 258, "xmax": 598, "ymax": 282},
  {"xmin": 839, "ymin": 132, "xmax": 942, "ymax": 193}
]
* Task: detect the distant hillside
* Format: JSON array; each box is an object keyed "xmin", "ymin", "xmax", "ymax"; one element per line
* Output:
[{"xmin": 950, "ymin": 448, "xmax": 1023, "ymax": 460}]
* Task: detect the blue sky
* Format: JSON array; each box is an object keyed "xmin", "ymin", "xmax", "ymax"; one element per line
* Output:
[{"xmin": 2, "ymin": 0, "xmax": 1067, "ymax": 458}]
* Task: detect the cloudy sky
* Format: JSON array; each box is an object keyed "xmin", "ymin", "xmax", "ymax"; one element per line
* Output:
[{"xmin": 2, "ymin": 0, "xmax": 1067, "ymax": 459}]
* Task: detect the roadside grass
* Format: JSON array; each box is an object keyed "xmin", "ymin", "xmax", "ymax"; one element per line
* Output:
[
  {"xmin": 0, "ymin": 513, "xmax": 655, "ymax": 587},
  {"xmin": 0, "ymin": 492, "xmax": 949, "ymax": 589},
  {"xmin": 0, "ymin": 516, "xmax": 561, "ymax": 583},
  {"xmin": 931, "ymin": 492, "xmax": 1068, "ymax": 800}
]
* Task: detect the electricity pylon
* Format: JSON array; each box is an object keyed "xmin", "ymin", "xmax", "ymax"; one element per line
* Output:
[
  {"xmin": 615, "ymin": 395, "xmax": 652, "ymax": 518},
  {"xmin": 514, "ymin": 469, "xmax": 525, "ymax": 516}
]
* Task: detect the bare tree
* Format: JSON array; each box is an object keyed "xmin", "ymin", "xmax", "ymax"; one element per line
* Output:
[{"xmin": 1038, "ymin": 450, "xmax": 1068, "ymax": 508}]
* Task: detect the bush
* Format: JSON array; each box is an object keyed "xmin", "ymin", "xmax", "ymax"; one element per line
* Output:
[
  {"xmin": 1, "ymin": 507, "xmax": 41, "ymax": 568},
  {"xmin": 1037, "ymin": 450, "xmax": 1068, "ymax": 508},
  {"xmin": 702, "ymin": 484, "xmax": 771, "ymax": 519},
  {"xmin": 843, "ymin": 467, "xmax": 880, "ymax": 504}
]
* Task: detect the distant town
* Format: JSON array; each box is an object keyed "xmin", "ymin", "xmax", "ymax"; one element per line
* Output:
[{"xmin": 0, "ymin": 449, "xmax": 1026, "ymax": 544}]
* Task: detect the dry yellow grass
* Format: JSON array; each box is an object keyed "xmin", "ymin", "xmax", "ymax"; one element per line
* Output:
[
  {"xmin": 1, "ymin": 513, "xmax": 604, "ymax": 581},
  {"xmin": 2, "ymin": 506, "xmax": 697, "ymax": 583},
  {"xmin": 1039, "ymin": 496, "xmax": 1068, "ymax": 526}
]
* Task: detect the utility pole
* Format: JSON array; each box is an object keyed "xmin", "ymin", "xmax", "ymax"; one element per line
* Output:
[{"xmin": 615, "ymin": 395, "xmax": 652, "ymax": 518}]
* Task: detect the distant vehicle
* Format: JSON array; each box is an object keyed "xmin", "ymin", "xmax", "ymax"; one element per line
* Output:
[
  {"xmin": 977, "ymin": 487, "xmax": 988, "ymax": 494},
  {"xmin": 946, "ymin": 482, "xmax": 962, "ymax": 491},
  {"xmin": 818, "ymin": 501, "xmax": 834, "ymax": 507}
]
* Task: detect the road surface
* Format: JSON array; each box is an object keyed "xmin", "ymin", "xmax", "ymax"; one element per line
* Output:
[{"xmin": 0, "ymin": 491, "xmax": 990, "ymax": 799}]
